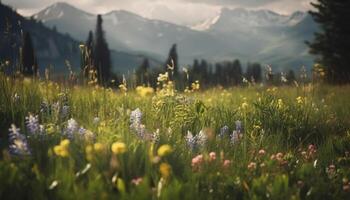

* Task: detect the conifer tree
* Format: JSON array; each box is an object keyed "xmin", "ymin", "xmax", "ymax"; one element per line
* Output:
[
  {"xmin": 165, "ymin": 44, "xmax": 178, "ymax": 80},
  {"xmin": 93, "ymin": 15, "xmax": 112, "ymax": 85},
  {"xmin": 21, "ymin": 32, "xmax": 37, "ymax": 76},
  {"xmin": 308, "ymin": 0, "xmax": 350, "ymax": 83}
]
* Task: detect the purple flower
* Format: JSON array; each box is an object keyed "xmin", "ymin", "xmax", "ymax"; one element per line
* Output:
[
  {"xmin": 230, "ymin": 130, "xmax": 239, "ymax": 145},
  {"xmin": 25, "ymin": 114, "xmax": 39, "ymax": 134},
  {"xmin": 65, "ymin": 118, "xmax": 79, "ymax": 138},
  {"xmin": 130, "ymin": 108, "xmax": 145, "ymax": 138},
  {"xmin": 185, "ymin": 131, "xmax": 197, "ymax": 150},
  {"xmin": 219, "ymin": 125, "xmax": 229, "ymax": 138},
  {"xmin": 235, "ymin": 120, "xmax": 242, "ymax": 133},
  {"xmin": 61, "ymin": 105, "xmax": 70, "ymax": 118},
  {"xmin": 196, "ymin": 130, "xmax": 208, "ymax": 146},
  {"xmin": 185, "ymin": 130, "xmax": 208, "ymax": 150},
  {"xmin": 8, "ymin": 124, "xmax": 31, "ymax": 156},
  {"xmin": 130, "ymin": 108, "xmax": 142, "ymax": 126}
]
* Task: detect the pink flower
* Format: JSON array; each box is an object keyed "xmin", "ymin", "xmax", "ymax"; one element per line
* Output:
[
  {"xmin": 131, "ymin": 177, "xmax": 143, "ymax": 186},
  {"xmin": 209, "ymin": 152, "xmax": 216, "ymax": 162},
  {"xmin": 276, "ymin": 152, "xmax": 284, "ymax": 161},
  {"xmin": 270, "ymin": 154, "xmax": 276, "ymax": 160},
  {"xmin": 247, "ymin": 162, "xmax": 257, "ymax": 170},
  {"xmin": 191, "ymin": 154, "xmax": 204, "ymax": 171},
  {"xmin": 223, "ymin": 160, "xmax": 231, "ymax": 168},
  {"xmin": 258, "ymin": 149, "xmax": 266, "ymax": 156}
]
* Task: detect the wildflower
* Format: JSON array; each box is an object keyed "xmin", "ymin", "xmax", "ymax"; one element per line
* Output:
[
  {"xmin": 230, "ymin": 131, "xmax": 239, "ymax": 145},
  {"xmin": 241, "ymin": 102, "xmax": 248, "ymax": 109},
  {"xmin": 25, "ymin": 114, "xmax": 39, "ymax": 134},
  {"xmin": 247, "ymin": 162, "xmax": 257, "ymax": 170},
  {"xmin": 152, "ymin": 129, "xmax": 160, "ymax": 143},
  {"xmin": 223, "ymin": 160, "xmax": 231, "ymax": 168},
  {"xmin": 191, "ymin": 154, "xmax": 204, "ymax": 171},
  {"xmin": 130, "ymin": 108, "xmax": 142, "ymax": 130},
  {"xmin": 93, "ymin": 117, "xmax": 100, "ymax": 124},
  {"xmin": 235, "ymin": 120, "xmax": 242, "ymax": 132},
  {"xmin": 157, "ymin": 72, "xmax": 168, "ymax": 82},
  {"xmin": 276, "ymin": 152, "xmax": 284, "ymax": 161},
  {"xmin": 196, "ymin": 130, "xmax": 208, "ymax": 147},
  {"xmin": 157, "ymin": 145, "xmax": 173, "ymax": 157},
  {"xmin": 61, "ymin": 105, "xmax": 70, "ymax": 118},
  {"xmin": 270, "ymin": 154, "xmax": 276, "ymax": 160},
  {"xmin": 136, "ymin": 86, "xmax": 154, "ymax": 97},
  {"xmin": 119, "ymin": 75, "xmax": 128, "ymax": 94},
  {"xmin": 219, "ymin": 125, "xmax": 229, "ymax": 138},
  {"xmin": 258, "ymin": 149, "xmax": 266, "ymax": 156},
  {"xmin": 185, "ymin": 131, "xmax": 197, "ymax": 150},
  {"xmin": 191, "ymin": 80, "xmax": 200, "ymax": 91},
  {"xmin": 8, "ymin": 124, "xmax": 31, "ymax": 156},
  {"xmin": 78, "ymin": 127, "xmax": 87, "ymax": 136},
  {"xmin": 326, "ymin": 164, "xmax": 336, "ymax": 178},
  {"xmin": 53, "ymin": 139, "xmax": 70, "ymax": 157},
  {"xmin": 94, "ymin": 143, "xmax": 104, "ymax": 153},
  {"xmin": 159, "ymin": 163, "xmax": 171, "ymax": 179},
  {"xmin": 65, "ymin": 118, "xmax": 79, "ymax": 138},
  {"xmin": 111, "ymin": 142, "xmax": 127, "ymax": 155},
  {"xmin": 209, "ymin": 152, "xmax": 216, "ymax": 162},
  {"xmin": 131, "ymin": 177, "xmax": 143, "ymax": 186},
  {"xmin": 277, "ymin": 99, "xmax": 284, "ymax": 109},
  {"xmin": 296, "ymin": 96, "xmax": 304, "ymax": 104}
]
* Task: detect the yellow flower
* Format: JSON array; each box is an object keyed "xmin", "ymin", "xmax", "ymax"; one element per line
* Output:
[
  {"xmin": 136, "ymin": 86, "xmax": 154, "ymax": 97},
  {"xmin": 94, "ymin": 143, "xmax": 104, "ymax": 153},
  {"xmin": 159, "ymin": 163, "xmax": 171, "ymax": 179},
  {"xmin": 296, "ymin": 96, "xmax": 304, "ymax": 104},
  {"xmin": 60, "ymin": 139, "xmax": 70, "ymax": 148},
  {"xmin": 46, "ymin": 123, "xmax": 56, "ymax": 134},
  {"xmin": 111, "ymin": 142, "xmax": 127, "ymax": 155},
  {"xmin": 157, "ymin": 145, "xmax": 173, "ymax": 157},
  {"xmin": 241, "ymin": 102, "xmax": 248, "ymax": 109},
  {"xmin": 53, "ymin": 140, "xmax": 70, "ymax": 157},
  {"xmin": 277, "ymin": 99, "xmax": 284, "ymax": 109}
]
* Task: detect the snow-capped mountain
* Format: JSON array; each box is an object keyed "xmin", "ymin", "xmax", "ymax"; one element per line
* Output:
[
  {"xmin": 33, "ymin": 2, "xmax": 318, "ymax": 71},
  {"xmin": 193, "ymin": 8, "xmax": 308, "ymax": 32}
]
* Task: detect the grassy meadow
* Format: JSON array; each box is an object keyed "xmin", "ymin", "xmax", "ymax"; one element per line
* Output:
[{"xmin": 0, "ymin": 73, "xmax": 350, "ymax": 199}]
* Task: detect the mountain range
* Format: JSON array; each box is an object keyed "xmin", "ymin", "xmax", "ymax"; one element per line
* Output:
[{"xmin": 33, "ymin": 2, "xmax": 319, "ymax": 71}]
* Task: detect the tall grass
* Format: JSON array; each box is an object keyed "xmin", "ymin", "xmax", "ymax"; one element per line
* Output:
[{"xmin": 0, "ymin": 73, "xmax": 350, "ymax": 199}]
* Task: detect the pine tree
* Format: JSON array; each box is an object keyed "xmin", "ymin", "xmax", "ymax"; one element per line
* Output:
[
  {"xmin": 286, "ymin": 70, "xmax": 296, "ymax": 84},
  {"xmin": 93, "ymin": 15, "xmax": 112, "ymax": 85},
  {"xmin": 165, "ymin": 44, "xmax": 178, "ymax": 80},
  {"xmin": 21, "ymin": 32, "xmax": 37, "ymax": 76},
  {"xmin": 232, "ymin": 59, "xmax": 243, "ymax": 85},
  {"xmin": 308, "ymin": 0, "xmax": 350, "ymax": 84}
]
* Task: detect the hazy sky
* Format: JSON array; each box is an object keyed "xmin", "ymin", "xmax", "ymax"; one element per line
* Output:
[{"xmin": 3, "ymin": 0, "xmax": 315, "ymax": 25}]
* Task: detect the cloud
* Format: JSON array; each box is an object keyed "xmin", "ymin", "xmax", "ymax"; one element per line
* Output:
[
  {"xmin": 3, "ymin": 0, "xmax": 314, "ymax": 25},
  {"xmin": 184, "ymin": 0, "xmax": 279, "ymax": 7}
]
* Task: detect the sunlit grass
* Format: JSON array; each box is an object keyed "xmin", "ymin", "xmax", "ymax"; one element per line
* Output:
[{"xmin": 0, "ymin": 74, "xmax": 350, "ymax": 199}]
